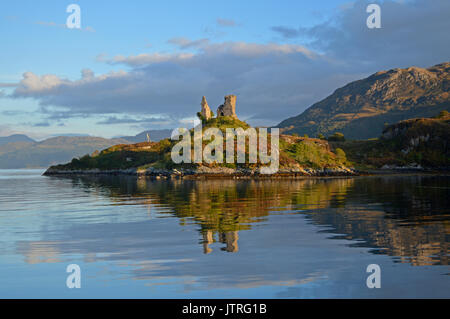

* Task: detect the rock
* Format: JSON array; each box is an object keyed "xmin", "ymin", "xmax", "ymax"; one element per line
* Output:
[
  {"xmin": 217, "ymin": 95, "xmax": 237, "ymax": 118},
  {"xmin": 201, "ymin": 96, "xmax": 212, "ymax": 120}
]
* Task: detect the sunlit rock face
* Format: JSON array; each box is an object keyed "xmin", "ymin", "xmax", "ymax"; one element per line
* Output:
[{"xmin": 278, "ymin": 62, "xmax": 450, "ymax": 139}]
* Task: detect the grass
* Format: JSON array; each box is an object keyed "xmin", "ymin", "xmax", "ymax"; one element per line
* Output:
[
  {"xmin": 330, "ymin": 113, "xmax": 450, "ymax": 168},
  {"xmin": 50, "ymin": 117, "xmax": 348, "ymax": 172}
]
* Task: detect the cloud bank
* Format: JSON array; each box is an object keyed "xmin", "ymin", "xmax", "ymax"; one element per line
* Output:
[{"xmin": 9, "ymin": 0, "xmax": 450, "ymax": 128}]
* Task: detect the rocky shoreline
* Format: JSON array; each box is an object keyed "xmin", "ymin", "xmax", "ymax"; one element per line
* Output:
[
  {"xmin": 43, "ymin": 166, "xmax": 358, "ymax": 179},
  {"xmin": 43, "ymin": 164, "xmax": 450, "ymax": 179}
]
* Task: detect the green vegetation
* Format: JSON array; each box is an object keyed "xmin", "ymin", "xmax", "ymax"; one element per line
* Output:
[
  {"xmin": 317, "ymin": 133, "xmax": 325, "ymax": 140},
  {"xmin": 45, "ymin": 110, "xmax": 450, "ymax": 173},
  {"xmin": 202, "ymin": 116, "xmax": 250, "ymax": 131},
  {"xmin": 335, "ymin": 148, "xmax": 347, "ymax": 165},
  {"xmin": 284, "ymin": 138, "xmax": 339, "ymax": 168},
  {"xmin": 330, "ymin": 112, "xmax": 450, "ymax": 169},
  {"xmin": 49, "ymin": 117, "xmax": 348, "ymax": 172},
  {"xmin": 327, "ymin": 132, "xmax": 345, "ymax": 142},
  {"xmin": 278, "ymin": 63, "xmax": 450, "ymax": 139},
  {"xmin": 436, "ymin": 110, "xmax": 449, "ymax": 119}
]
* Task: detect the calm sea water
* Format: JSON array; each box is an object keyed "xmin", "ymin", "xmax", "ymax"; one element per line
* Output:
[{"xmin": 0, "ymin": 169, "xmax": 448, "ymax": 298}]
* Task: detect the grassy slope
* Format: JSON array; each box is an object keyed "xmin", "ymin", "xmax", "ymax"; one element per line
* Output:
[
  {"xmin": 330, "ymin": 113, "xmax": 450, "ymax": 169},
  {"xmin": 49, "ymin": 117, "xmax": 346, "ymax": 172}
]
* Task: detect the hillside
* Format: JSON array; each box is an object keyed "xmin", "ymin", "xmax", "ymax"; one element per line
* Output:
[
  {"xmin": 330, "ymin": 111, "xmax": 450, "ymax": 169},
  {"xmin": 45, "ymin": 116, "xmax": 352, "ymax": 176},
  {"xmin": 0, "ymin": 136, "xmax": 130, "ymax": 169},
  {"xmin": 278, "ymin": 62, "xmax": 450, "ymax": 139}
]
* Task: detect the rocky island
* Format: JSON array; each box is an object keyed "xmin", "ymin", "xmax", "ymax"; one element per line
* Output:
[
  {"xmin": 44, "ymin": 63, "xmax": 450, "ymax": 179},
  {"xmin": 44, "ymin": 95, "xmax": 356, "ymax": 179}
]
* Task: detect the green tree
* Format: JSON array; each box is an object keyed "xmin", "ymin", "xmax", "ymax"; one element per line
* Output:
[
  {"xmin": 91, "ymin": 150, "xmax": 100, "ymax": 157},
  {"xmin": 335, "ymin": 148, "xmax": 347, "ymax": 164},
  {"xmin": 436, "ymin": 110, "xmax": 449, "ymax": 119},
  {"xmin": 328, "ymin": 132, "xmax": 345, "ymax": 142}
]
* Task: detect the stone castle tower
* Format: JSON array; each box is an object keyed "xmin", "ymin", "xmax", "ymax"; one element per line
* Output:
[
  {"xmin": 200, "ymin": 96, "xmax": 212, "ymax": 120},
  {"xmin": 200, "ymin": 94, "xmax": 238, "ymax": 120},
  {"xmin": 217, "ymin": 95, "xmax": 237, "ymax": 118}
]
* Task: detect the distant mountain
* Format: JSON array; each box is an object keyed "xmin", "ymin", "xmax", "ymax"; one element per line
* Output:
[
  {"xmin": 0, "ymin": 134, "xmax": 35, "ymax": 146},
  {"xmin": 120, "ymin": 129, "xmax": 172, "ymax": 143},
  {"xmin": 0, "ymin": 136, "xmax": 130, "ymax": 169},
  {"xmin": 278, "ymin": 62, "xmax": 450, "ymax": 139}
]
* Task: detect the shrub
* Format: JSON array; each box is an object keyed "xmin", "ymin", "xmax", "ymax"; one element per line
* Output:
[
  {"xmin": 335, "ymin": 148, "xmax": 347, "ymax": 164},
  {"xmin": 436, "ymin": 110, "xmax": 449, "ymax": 119},
  {"xmin": 328, "ymin": 132, "xmax": 345, "ymax": 142}
]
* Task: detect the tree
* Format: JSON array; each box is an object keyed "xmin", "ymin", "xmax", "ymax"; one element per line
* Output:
[
  {"xmin": 335, "ymin": 148, "xmax": 347, "ymax": 164},
  {"xmin": 317, "ymin": 133, "xmax": 325, "ymax": 140},
  {"xmin": 91, "ymin": 150, "xmax": 100, "ymax": 157},
  {"xmin": 328, "ymin": 132, "xmax": 345, "ymax": 142},
  {"xmin": 437, "ymin": 110, "xmax": 449, "ymax": 119}
]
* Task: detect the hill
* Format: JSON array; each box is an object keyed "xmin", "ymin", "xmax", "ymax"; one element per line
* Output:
[
  {"xmin": 45, "ymin": 116, "xmax": 353, "ymax": 176},
  {"xmin": 0, "ymin": 136, "xmax": 130, "ymax": 169},
  {"xmin": 0, "ymin": 134, "xmax": 35, "ymax": 146},
  {"xmin": 329, "ymin": 111, "xmax": 450, "ymax": 169},
  {"xmin": 278, "ymin": 62, "xmax": 450, "ymax": 139}
]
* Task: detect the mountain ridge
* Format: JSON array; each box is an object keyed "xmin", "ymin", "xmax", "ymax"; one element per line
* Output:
[
  {"xmin": 0, "ymin": 129, "xmax": 174, "ymax": 168},
  {"xmin": 0, "ymin": 136, "xmax": 130, "ymax": 169},
  {"xmin": 0, "ymin": 134, "xmax": 35, "ymax": 146},
  {"xmin": 278, "ymin": 62, "xmax": 450, "ymax": 139}
]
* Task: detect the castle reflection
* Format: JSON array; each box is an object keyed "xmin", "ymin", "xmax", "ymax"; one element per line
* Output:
[{"xmin": 42, "ymin": 174, "xmax": 449, "ymax": 266}]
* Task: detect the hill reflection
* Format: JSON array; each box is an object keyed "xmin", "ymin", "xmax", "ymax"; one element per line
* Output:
[{"xmin": 52, "ymin": 174, "xmax": 449, "ymax": 265}]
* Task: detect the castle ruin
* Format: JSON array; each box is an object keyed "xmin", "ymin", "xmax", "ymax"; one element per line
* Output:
[
  {"xmin": 200, "ymin": 95, "xmax": 238, "ymax": 120},
  {"xmin": 200, "ymin": 96, "xmax": 212, "ymax": 120}
]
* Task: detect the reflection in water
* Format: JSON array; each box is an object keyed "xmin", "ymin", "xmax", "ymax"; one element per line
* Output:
[
  {"xmin": 54, "ymin": 175, "xmax": 449, "ymax": 265},
  {"xmin": 1, "ymin": 170, "xmax": 449, "ymax": 298}
]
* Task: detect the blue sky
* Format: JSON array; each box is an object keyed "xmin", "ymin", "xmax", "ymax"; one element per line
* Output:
[{"xmin": 1, "ymin": 0, "xmax": 449, "ymax": 139}]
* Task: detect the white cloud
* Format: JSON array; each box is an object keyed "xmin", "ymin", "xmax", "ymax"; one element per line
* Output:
[
  {"xmin": 272, "ymin": 0, "xmax": 450, "ymax": 69},
  {"xmin": 11, "ymin": 40, "xmax": 325, "ymax": 127},
  {"xmin": 14, "ymin": 72, "xmax": 65, "ymax": 95},
  {"xmin": 9, "ymin": 0, "xmax": 450, "ymax": 128},
  {"xmin": 99, "ymin": 52, "xmax": 195, "ymax": 66}
]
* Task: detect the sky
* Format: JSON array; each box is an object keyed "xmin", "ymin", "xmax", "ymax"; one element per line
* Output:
[{"xmin": 0, "ymin": 0, "xmax": 449, "ymax": 140}]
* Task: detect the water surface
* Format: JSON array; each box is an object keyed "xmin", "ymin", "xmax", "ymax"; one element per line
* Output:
[{"xmin": 0, "ymin": 169, "xmax": 449, "ymax": 298}]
